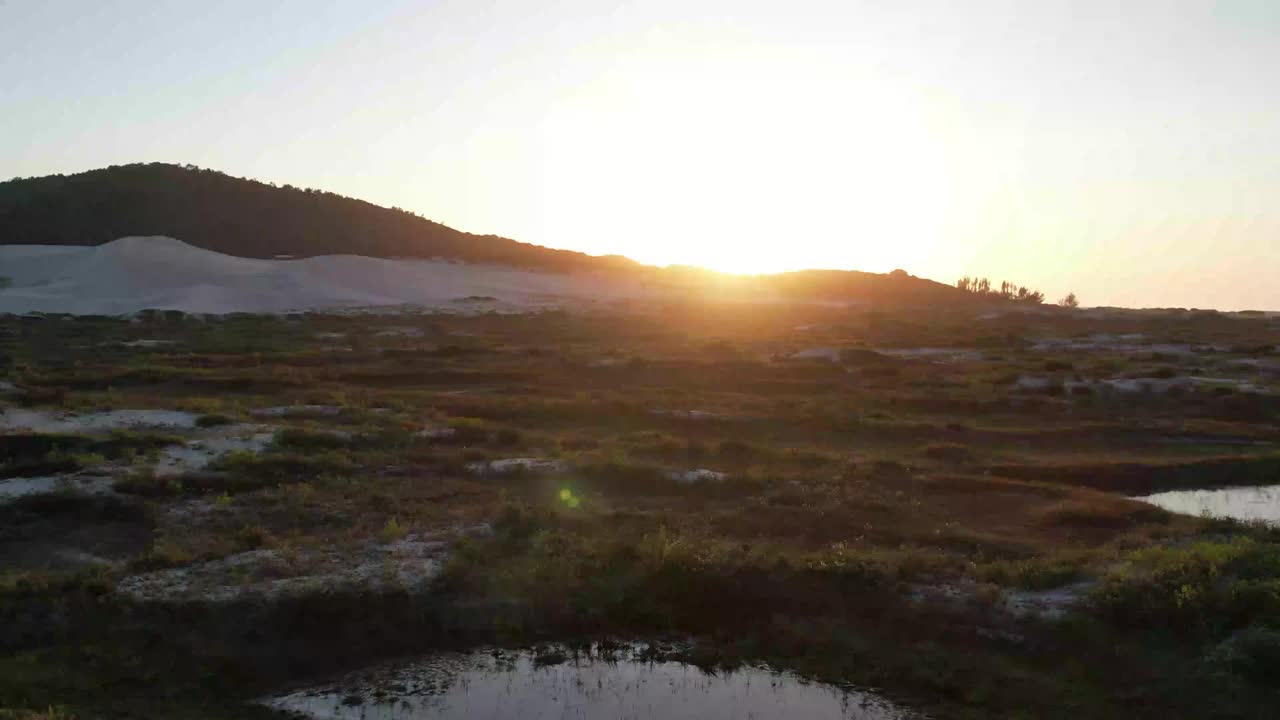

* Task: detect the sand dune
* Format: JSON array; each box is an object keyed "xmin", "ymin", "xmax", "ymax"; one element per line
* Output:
[{"xmin": 0, "ymin": 236, "xmax": 653, "ymax": 315}]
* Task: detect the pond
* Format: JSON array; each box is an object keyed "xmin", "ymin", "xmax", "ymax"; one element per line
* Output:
[
  {"xmin": 263, "ymin": 645, "xmax": 913, "ymax": 720},
  {"xmin": 1136, "ymin": 484, "xmax": 1280, "ymax": 525}
]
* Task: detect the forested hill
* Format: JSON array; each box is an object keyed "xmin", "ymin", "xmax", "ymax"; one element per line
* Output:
[
  {"xmin": 0, "ymin": 163, "xmax": 979, "ymax": 305},
  {"xmin": 0, "ymin": 163, "xmax": 638, "ymax": 273}
]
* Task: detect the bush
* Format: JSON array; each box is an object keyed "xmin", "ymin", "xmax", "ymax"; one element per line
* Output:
[
  {"xmin": 1038, "ymin": 499, "xmax": 1168, "ymax": 529},
  {"xmin": 494, "ymin": 428, "xmax": 522, "ymax": 447},
  {"xmin": 716, "ymin": 439, "xmax": 759, "ymax": 462},
  {"xmin": 1091, "ymin": 539, "xmax": 1280, "ymax": 635},
  {"xmin": 272, "ymin": 428, "xmax": 349, "ymax": 451},
  {"xmin": 195, "ymin": 413, "xmax": 233, "ymax": 428},
  {"xmin": 923, "ymin": 443, "xmax": 971, "ymax": 463},
  {"xmin": 1207, "ymin": 626, "xmax": 1280, "ymax": 684},
  {"xmin": 381, "ymin": 517, "xmax": 408, "ymax": 543}
]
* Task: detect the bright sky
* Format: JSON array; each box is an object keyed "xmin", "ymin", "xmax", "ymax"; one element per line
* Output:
[{"xmin": 2, "ymin": 1, "xmax": 1278, "ymax": 309}]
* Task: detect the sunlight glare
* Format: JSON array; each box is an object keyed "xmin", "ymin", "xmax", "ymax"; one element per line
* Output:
[{"xmin": 536, "ymin": 38, "xmax": 955, "ymax": 275}]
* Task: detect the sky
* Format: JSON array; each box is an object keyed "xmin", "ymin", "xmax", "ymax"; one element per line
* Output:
[{"xmin": 2, "ymin": 0, "xmax": 1278, "ymax": 310}]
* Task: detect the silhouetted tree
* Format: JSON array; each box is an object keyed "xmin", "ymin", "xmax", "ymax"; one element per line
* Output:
[
  {"xmin": 1058, "ymin": 292, "xmax": 1080, "ymax": 308},
  {"xmin": 955, "ymin": 275, "xmax": 1044, "ymax": 304}
]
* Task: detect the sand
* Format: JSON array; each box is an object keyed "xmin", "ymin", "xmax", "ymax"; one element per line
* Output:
[{"xmin": 0, "ymin": 236, "xmax": 654, "ymax": 315}]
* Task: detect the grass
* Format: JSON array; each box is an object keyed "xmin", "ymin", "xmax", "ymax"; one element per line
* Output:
[{"xmin": 2, "ymin": 307, "xmax": 1279, "ymax": 718}]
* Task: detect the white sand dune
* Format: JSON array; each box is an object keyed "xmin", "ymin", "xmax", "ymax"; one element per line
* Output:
[{"xmin": 0, "ymin": 236, "xmax": 653, "ymax": 315}]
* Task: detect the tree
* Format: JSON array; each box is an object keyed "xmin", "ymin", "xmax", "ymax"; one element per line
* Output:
[
  {"xmin": 957, "ymin": 274, "xmax": 1045, "ymax": 304},
  {"xmin": 1058, "ymin": 292, "xmax": 1080, "ymax": 308}
]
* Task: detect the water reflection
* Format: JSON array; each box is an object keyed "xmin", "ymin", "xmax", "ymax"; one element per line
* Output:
[
  {"xmin": 264, "ymin": 645, "xmax": 911, "ymax": 719},
  {"xmin": 1137, "ymin": 484, "xmax": 1280, "ymax": 525}
]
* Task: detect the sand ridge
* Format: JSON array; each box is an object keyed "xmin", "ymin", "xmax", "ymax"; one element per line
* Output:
[{"xmin": 0, "ymin": 236, "xmax": 655, "ymax": 315}]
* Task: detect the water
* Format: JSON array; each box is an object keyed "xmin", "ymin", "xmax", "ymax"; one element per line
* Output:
[
  {"xmin": 1137, "ymin": 484, "xmax": 1280, "ymax": 525},
  {"xmin": 263, "ymin": 646, "xmax": 912, "ymax": 720}
]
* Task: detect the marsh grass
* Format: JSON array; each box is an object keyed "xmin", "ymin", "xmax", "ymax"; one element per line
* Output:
[{"xmin": 3, "ymin": 307, "xmax": 1280, "ymax": 718}]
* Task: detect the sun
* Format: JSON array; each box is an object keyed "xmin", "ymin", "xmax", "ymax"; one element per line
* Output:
[{"xmin": 531, "ymin": 37, "xmax": 955, "ymax": 276}]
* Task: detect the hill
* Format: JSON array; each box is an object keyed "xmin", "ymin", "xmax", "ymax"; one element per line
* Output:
[
  {"xmin": 0, "ymin": 163, "xmax": 974, "ymax": 305},
  {"xmin": 0, "ymin": 163, "xmax": 635, "ymax": 274}
]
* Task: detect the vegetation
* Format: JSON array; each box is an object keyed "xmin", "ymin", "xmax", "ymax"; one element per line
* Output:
[
  {"xmin": 1, "ymin": 304, "xmax": 1279, "ymax": 718},
  {"xmin": 957, "ymin": 276, "xmax": 1047, "ymax": 304}
]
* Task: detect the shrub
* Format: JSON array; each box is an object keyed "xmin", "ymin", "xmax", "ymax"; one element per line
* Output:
[
  {"xmin": 494, "ymin": 428, "xmax": 522, "ymax": 447},
  {"xmin": 1038, "ymin": 499, "xmax": 1169, "ymax": 529},
  {"xmin": 923, "ymin": 443, "xmax": 971, "ymax": 463},
  {"xmin": 1091, "ymin": 539, "xmax": 1280, "ymax": 635},
  {"xmin": 235, "ymin": 525, "xmax": 274, "ymax": 550},
  {"xmin": 716, "ymin": 439, "xmax": 758, "ymax": 462},
  {"xmin": 1207, "ymin": 626, "xmax": 1280, "ymax": 684},
  {"xmin": 978, "ymin": 556, "xmax": 1085, "ymax": 590},
  {"xmin": 195, "ymin": 413, "xmax": 233, "ymax": 428},
  {"xmin": 272, "ymin": 428, "xmax": 349, "ymax": 451},
  {"xmin": 559, "ymin": 436, "xmax": 598, "ymax": 452},
  {"xmin": 381, "ymin": 517, "xmax": 408, "ymax": 543}
]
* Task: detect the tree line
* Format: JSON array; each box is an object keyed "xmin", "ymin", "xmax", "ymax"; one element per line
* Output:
[{"xmin": 957, "ymin": 277, "xmax": 1080, "ymax": 307}]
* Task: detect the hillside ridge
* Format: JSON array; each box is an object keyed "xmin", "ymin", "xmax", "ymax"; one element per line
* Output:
[{"xmin": 0, "ymin": 163, "xmax": 970, "ymax": 305}]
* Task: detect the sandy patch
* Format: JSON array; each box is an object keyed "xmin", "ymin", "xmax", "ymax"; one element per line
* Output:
[
  {"xmin": 1096, "ymin": 376, "xmax": 1270, "ymax": 395},
  {"xmin": 876, "ymin": 348, "xmax": 983, "ymax": 362},
  {"xmin": 0, "ymin": 408, "xmax": 200, "ymax": 433},
  {"xmin": 668, "ymin": 469, "xmax": 728, "ymax": 484},
  {"xmin": 1029, "ymin": 336, "xmax": 1232, "ymax": 356},
  {"xmin": 249, "ymin": 405, "xmax": 344, "ymax": 418},
  {"xmin": 790, "ymin": 347, "xmax": 842, "ymax": 362},
  {"xmin": 466, "ymin": 458, "xmax": 569, "ymax": 476},
  {"xmin": 1013, "ymin": 375, "xmax": 1274, "ymax": 396},
  {"xmin": 910, "ymin": 580, "xmax": 1090, "ymax": 622},
  {"xmin": 375, "ymin": 326, "xmax": 425, "ymax": 338},
  {"xmin": 115, "ymin": 537, "xmax": 450, "ymax": 603},
  {"xmin": 1003, "ymin": 583, "xmax": 1093, "ymax": 620},
  {"xmin": 151, "ymin": 427, "xmax": 275, "ymax": 477},
  {"xmin": 413, "ymin": 425, "xmax": 458, "ymax": 440},
  {"xmin": 0, "ymin": 473, "xmax": 116, "ymax": 503},
  {"xmin": 1013, "ymin": 375, "xmax": 1055, "ymax": 391},
  {"xmin": 649, "ymin": 409, "xmax": 726, "ymax": 421}
]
